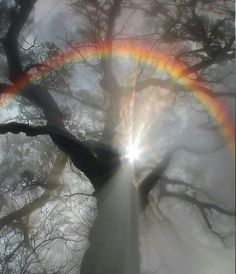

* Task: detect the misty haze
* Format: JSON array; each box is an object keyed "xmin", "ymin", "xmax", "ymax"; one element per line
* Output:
[{"xmin": 0, "ymin": 1, "xmax": 235, "ymax": 274}]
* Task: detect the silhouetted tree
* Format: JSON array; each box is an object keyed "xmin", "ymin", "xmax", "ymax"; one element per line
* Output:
[{"xmin": 0, "ymin": 1, "xmax": 235, "ymax": 273}]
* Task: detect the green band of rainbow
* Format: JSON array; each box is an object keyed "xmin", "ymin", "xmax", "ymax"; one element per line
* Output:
[{"xmin": 1, "ymin": 41, "xmax": 235, "ymax": 157}]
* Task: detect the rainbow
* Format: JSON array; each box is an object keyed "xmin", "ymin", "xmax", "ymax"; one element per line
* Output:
[{"xmin": 1, "ymin": 41, "xmax": 235, "ymax": 157}]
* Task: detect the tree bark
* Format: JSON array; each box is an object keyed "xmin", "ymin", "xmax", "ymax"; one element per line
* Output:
[{"xmin": 80, "ymin": 167, "xmax": 141, "ymax": 274}]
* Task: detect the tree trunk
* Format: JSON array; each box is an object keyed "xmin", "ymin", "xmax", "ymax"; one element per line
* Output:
[{"xmin": 80, "ymin": 167, "xmax": 140, "ymax": 274}]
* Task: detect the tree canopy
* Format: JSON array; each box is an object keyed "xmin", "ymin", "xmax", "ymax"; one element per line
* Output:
[{"xmin": 0, "ymin": 1, "xmax": 235, "ymax": 273}]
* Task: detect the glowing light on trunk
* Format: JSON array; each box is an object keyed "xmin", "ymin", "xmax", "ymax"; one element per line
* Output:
[{"xmin": 125, "ymin": 141, "xmax": 141, "ymax": 163}]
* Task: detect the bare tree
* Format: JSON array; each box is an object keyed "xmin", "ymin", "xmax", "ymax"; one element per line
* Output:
[{"xmin": 0, "ymin": 1, "xmax": 235, "ymax": 273}]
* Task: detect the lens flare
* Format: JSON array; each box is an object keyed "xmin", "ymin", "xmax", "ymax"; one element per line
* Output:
[
  {"xmin": 126, "ymin": 141, "xmax": 141, "ymax": 163},
  {"xmin": 116, "ymin": 63, "xmax": 154, "ymax": 164}
]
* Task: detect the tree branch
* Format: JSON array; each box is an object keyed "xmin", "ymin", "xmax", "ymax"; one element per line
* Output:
[
  {"xmin": 0, "ymin": 153, "xmax": 67, "ymax": 230},
  {"xmin": 0, "ymin": 122, "xmax": 120, "ymax": 188},
  {"xmin": 2, "ymin": 0, "xmax": 36, "ymax": 81},
  {"xmin": 138, "ymin": 152, "xmax": 173, "ymax": 209},
  {"xmin": 160, "ymin": 187, "xmax": 235, "ymax": 229},
  {"xmin": 138, "ymin": 143, "xmax": 226, "ymax": 210}
]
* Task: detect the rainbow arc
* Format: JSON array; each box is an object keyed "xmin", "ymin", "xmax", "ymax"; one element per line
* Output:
[{"xmin": 1, "ymin": 41, "xmax": 235, "ymax": 157}]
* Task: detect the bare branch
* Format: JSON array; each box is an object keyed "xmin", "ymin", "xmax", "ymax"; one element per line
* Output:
[
  {"xmin": 0, "ymin": 153, "xmax": 67, "ymax": 230},
  {"xmin": 0, "ymin": 122, "xmax": 120, "ymax": 189},
  {"xmin": 160, "ymin": 186, "xmax": 235, "ymax": 227},
  {"xmin": 2, "ymin": 0, "xmax": 36, "ymax": 81}
]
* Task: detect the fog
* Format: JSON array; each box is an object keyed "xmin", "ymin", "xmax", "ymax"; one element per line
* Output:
[{"xmin": 0, "ymin": 0, "xmax": 235, "ymax": 273}]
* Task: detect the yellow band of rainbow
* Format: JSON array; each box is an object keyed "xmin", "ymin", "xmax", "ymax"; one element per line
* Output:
[{"xmin": 1, "ymin": 41, "xmax": 235, "ymax": 157}]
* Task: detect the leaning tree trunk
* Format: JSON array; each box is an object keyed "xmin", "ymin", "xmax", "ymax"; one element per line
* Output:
[{"xmin": 80, "ymin": 167, "xmax": 141, "ymax": 274}]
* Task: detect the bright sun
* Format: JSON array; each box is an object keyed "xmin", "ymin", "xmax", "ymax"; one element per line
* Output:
[{"xmin": 125, "ymin": 142, "xmax": 141, "ymax": 163}]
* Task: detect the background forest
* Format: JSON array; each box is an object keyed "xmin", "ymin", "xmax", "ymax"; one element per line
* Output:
[{"xmin": 0, "ymin": 0, "xmax": 235, "ymax": 273}]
